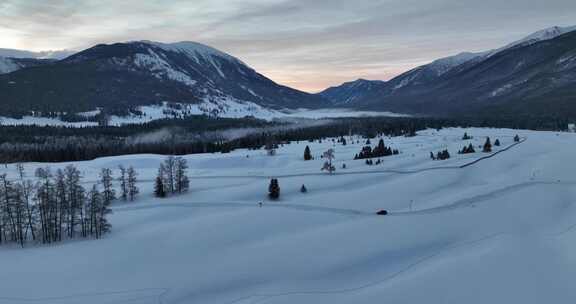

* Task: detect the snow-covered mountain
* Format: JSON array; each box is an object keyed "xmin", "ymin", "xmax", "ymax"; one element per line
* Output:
[
  {"xmin": 0, "ymin": 41, "xmax": 328, "ymax": 117},
  {"xmin": 0, "ymin": 48, "xmax": 74, "ymax": 60},
  {"xmin": 0, "ymin": 56, "xmax": 55, "ymax": 74},
  {"xmin": 319, "ymin": 79, "xmax": 386, "ymax": 105},
  {"xmin": 495, "ymin": 25, "xmax": 576, "ymax": 54},
  {"xmin": 320, "ymin": 25, "xmax": 576, "ymax": 117},
  {"xmin": 356, "ymin": 27, "xmax": 576, "ymax": 116}
]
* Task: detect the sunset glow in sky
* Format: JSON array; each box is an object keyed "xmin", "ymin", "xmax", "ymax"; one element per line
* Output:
[{"xmin": 1, "ymin": 0, "xmax": 575, "ymax": 92}]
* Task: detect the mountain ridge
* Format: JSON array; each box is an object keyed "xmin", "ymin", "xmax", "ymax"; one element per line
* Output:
[{"xmin": 0, "ymin": 40, "xmax": 328, "ymax": 117}]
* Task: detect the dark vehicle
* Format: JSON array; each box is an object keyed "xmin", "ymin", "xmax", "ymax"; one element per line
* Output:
[{"xmin": 376, "ymin": 210, "xmax": 388, "ymax": 215}]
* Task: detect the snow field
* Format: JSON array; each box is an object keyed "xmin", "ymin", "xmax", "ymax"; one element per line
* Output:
[{"xmin": 0, "ymin": 127, "xmax": 575, "ymax": 303}]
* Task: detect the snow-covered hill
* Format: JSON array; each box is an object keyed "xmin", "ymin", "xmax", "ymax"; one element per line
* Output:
[{"xmin": 1, "ymin": 128, "xmax": 575, "ymax": 303}]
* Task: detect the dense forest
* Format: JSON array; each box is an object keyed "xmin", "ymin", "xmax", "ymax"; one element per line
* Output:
[{"xmin": 0, "ymin": 114, "xmax": 570, "ymax": 163}]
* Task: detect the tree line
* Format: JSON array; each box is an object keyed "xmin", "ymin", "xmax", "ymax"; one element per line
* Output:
[
  {"xmin": 0, "ymin": 115, "xmax": 567, "ymax": 163},
  {"xmin": 0, "ymin": 164, "xmax": 139, "ymax": 247}
]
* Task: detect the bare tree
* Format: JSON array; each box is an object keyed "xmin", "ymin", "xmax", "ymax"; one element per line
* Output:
[
  {"xmin": 118, "ymin": 165, "xmax": 128, "ymax": 201},
  {"xmin": 175, "ymin": 157, "xmax": 190, "ymax": 194},
  {"xmin": 127, "ymin": 166, "xmax": 139, "ymax": 201},
  {"xmin": 100, "ymin": 168, "xmax": 116, "ymax": 205},
  {"xmin": 321, "ymin": 149, "xmax": 336, "ymax": 174}
]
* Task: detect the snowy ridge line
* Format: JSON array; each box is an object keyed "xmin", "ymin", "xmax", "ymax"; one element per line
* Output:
[
  {"xmin": 223, "ymin": 233, "xmax": 503, "ymax": 304},
  {"xmin": 0, "ymin": 287, "xmax": 170, "ymax": 304},
  {"xmin": 112, "ymin": 201, "xmax": 371, "ymax": 217},
  {"xmin": 390, "ymin": 180, "xmax": 576, "ymax": 216}
]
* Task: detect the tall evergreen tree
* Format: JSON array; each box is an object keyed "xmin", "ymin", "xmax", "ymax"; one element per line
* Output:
[
  {"xmin": 483, "ymin": 137, "xmax": 492, "ymax": 153},
  {"xmin": 268, "ymin": 179, "xmax": 280, "ymax": 200},
  {"xmin": 303, "ymin": 146, "xmax": 312, "ymax": 161}
]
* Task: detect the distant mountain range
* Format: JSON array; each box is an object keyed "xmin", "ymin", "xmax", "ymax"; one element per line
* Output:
[
  {"xmin": 319, "ymin": 25, "xmax": 576, "ymax": 117},
  {"xmin": 0, "ymin": 41, "xmax": 326, "ymax": 117},
  {"xmin": 0, "ymin": 57, "xmax": 55, "ymax": 74},
  {"xmin": 319, "ymin": 79, "xmax": 386, "ymax": 105},
  {"xmin": 1, "ymin": 25, "xmax": 576, "ymax": 120},
  {"xmin": 0, "ymin": 48, "xmax": 74, "ymax": 60}
]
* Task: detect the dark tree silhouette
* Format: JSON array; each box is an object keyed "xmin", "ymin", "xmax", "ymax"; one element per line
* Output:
[
  {"xmin": 304, "ymin": 146, "xmax": 312, "ymax": 161},
  {"xmin": 268, "ymin": 179, "xmax": 280, "ymax": 200}
]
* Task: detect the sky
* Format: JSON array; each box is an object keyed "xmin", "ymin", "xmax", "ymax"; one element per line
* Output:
[{"xmin": 1, "ymin": 0, "xmax": 576, "ymax": 92}]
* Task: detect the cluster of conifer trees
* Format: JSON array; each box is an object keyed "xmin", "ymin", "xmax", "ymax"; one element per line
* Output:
[
  {"xmin": 0, "ymin": 164, "xmax": 138, "ymax": 247},
  {"xmin": 354, "ymin": 139, "xmax": 399, "ymax": 160},
  {"xmin": 431, "ymin": 150, "xmax": 451, "ymax": 160}
]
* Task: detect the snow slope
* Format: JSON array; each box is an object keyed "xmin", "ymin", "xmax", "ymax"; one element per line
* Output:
[
  {"xmin": 0, "ymin": 56, "xmax": 21, "ymax": 74},
  {"xmin": 1, "ymin": 128, "xmax": 575, "ymax": 303},
  {"xmin": 0, "ymin": 104, "xmax": 408, "ymax": 127}
]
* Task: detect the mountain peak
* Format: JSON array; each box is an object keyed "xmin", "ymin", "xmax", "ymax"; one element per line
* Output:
[
  {"xmin": 134, "ymin": 40, "xmax": 241, "ymax": 64},
  {"xmin": 495, "ymin": 25, "xmax": 576, "ymax": 54}
]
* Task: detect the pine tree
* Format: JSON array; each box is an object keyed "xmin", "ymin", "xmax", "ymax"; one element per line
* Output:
[
  {"xmin": 300, "ymin": 184, "xmax": 307, "ymax": 193},
  {"xmin": 268, "ymin": 179, "xmax": 280, "ymax": 200},
  {"xmin": 303, "ymin": 146, "xmax": 312, "ymax": 161},
  {"xmin": 514, "ymin": 135, "xmax": 520, "ymax": 142},
  {"xmin": 483, "ymin": 137, "xmax": 492, "ymax": 153},
  {"xmin": 494, "ymin": 139, "xmax": 501, "ymax": 146}
]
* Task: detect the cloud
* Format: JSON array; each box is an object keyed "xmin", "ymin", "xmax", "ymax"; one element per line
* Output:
[{"xmin": 1, "ymin": 0, "xmax": 575, "ymax": 92}]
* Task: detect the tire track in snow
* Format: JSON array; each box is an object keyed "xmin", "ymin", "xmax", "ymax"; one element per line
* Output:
[
  {"xmin": 390, "ymin": 180, "xmax": 576, "ymax": 216},
  {"xmin": 0, "ymin": 287, "xmax": 171, "ymax": 304},
  {"xmin": 222, "ymin": 233, "xmax": 503, "ymax": 304},
  {"xmin": 113, "ymin": 201, "xmax": 372, "ymax": 217}
]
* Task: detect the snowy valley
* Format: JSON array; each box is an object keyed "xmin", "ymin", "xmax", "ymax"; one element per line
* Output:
[{"xmin": 0, "ymin": 127, "xmax": 575, "ymax": 303}]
